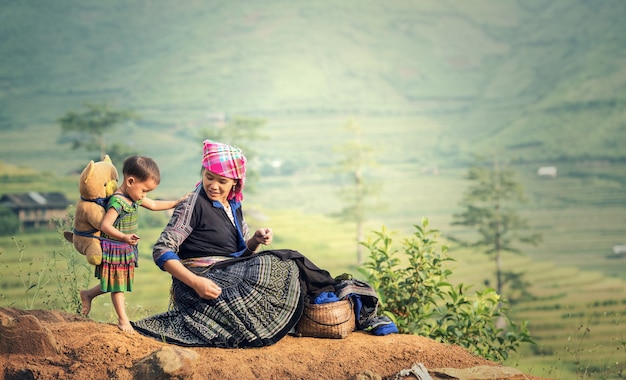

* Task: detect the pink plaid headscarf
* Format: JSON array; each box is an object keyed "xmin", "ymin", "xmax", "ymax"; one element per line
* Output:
[{"xmin": 202, "ymin": 140, "xmax": 247, "ymax": 202}]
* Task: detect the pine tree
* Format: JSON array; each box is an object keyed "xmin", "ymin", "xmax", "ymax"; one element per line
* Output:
[{"xmin": 452, "ymin": 158, "xmax": 541, "ymax": 301}]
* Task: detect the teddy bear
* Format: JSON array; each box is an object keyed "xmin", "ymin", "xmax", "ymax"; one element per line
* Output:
[{"xmin": 64, "ymin": 155, "xmax": 119, "ymax": 265}]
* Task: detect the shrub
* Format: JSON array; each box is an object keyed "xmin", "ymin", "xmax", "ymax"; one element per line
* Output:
[
  {"xmin": 3, "ymin": 237, "xmax": 50, "ymax": 309},
  {"xmin": 358, "ymin": 218, "xmax": 534, "ymax": 362},
  {"xmin": 0, "ymin": 206, "xmax": 19, "ymax": 236},
  {"xmin": 43, "ymin": 216, "xmax": 92, "ymax": 314}
]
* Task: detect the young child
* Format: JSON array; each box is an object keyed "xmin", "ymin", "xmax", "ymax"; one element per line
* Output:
[{"xmin": 80, "ymin": 155, "xmax": 187, "ymax": 333}]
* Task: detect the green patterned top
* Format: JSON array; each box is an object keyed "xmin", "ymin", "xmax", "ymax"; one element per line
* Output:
[{"xmin": 102, "ymin": 194, "xmax": 142, "ymax": 238}]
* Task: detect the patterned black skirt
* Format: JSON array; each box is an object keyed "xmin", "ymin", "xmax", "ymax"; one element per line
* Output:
[{"xmin": 132, "ymin": 252, "xmax": 303, "ymax": 347}]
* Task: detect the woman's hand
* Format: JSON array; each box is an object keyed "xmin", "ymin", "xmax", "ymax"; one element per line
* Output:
[
  {"xmin": 191, "ymin": 276, "xmax": 222, "ymax": 300},
  {"xmin": 254, "ymin": 228, "xmax": 273, "ymax": 245},
  {"xmin": 163, "ymin": 259, "xmax": 222, "ymax": 300},
  {"xmin": 247, "ymin": 228, "xmax": 273, "ymax": 252}
]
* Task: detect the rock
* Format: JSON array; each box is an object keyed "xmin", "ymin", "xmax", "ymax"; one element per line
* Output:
[
  {"xmin": 132, "ymin": 346, "xmax": 199, "ymax": 380},
  {"xmin": 352, "ymin": 370, "xmax": 382, "ymax": 380},
  {"xmin": 394, "ymin": 362, "xmax": 433, "ymax": 379},
  {"xmin": 431, "ymin": 365, "xmax": 528, "ymax": 380},
  {"xmin": 3, "ymin": 368, "xmax": 36, "ymax": 380},
  {"xmin": 0, "ymin": 314, "xmax": 59, "ymax": 356}
]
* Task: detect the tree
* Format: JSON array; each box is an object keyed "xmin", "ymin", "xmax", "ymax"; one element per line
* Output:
[
  {"xmin": 58, "ymin": 102, "xmax": 137, "ymax": 159},
  {"xmin": 451, "ymin": 157, "xmax": 541, "ymax": 302},
  {"xmin": 0, "ymin": 206, "xmax": 19, "ymax": 236},
  {"xmin": 104, "ymin": 143, "xmax": 142, "ymax": 169},
  {"xmin": 332, "ymin": 119, "xmax": 381, "ymax": 264},
  {"xmin": 197, "ymin": 115, "xmax": 267, "ymax": 193}
]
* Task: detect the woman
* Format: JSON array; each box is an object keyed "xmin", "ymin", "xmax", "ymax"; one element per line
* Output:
[{"xmin": 132, "ymin": 140, "xmax": 339, "ymax": 347}]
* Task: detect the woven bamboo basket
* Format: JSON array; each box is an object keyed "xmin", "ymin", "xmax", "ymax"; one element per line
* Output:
[{"xmin": 296, "ymin": 299, "xmax": 355, "ymax": 339}]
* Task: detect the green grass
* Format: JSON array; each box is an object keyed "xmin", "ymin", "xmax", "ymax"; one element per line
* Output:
[
  {"xmin": 2, "ymin": 202, "xmax": 626, "ymax": 378},
  {"xmin": 444, "ymin": 247, "xmax": 626, "ymax": 379}
]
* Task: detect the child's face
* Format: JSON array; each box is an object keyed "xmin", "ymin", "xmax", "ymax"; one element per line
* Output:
[{"xmin": 124, "ymin": 176, "xmax": 158, "ymax": 202}]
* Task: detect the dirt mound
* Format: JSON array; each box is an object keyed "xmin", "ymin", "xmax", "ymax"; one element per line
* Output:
[{"xmin": 0, "ymin": 308, "xmax": 544, "ymax": 380}]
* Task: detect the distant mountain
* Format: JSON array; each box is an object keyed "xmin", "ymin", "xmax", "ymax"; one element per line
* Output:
[{"xmin": 1, "ymin": 0, "xmax": 625, "ymax": 166}]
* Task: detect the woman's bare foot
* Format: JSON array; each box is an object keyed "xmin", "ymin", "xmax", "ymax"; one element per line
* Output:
[
  {"xmin": 80, "ymin": 290, "xmax": 92, "ymax": 315},
  {"xmin": 118, "ymin": 320, "xmax": 135, "ymax": 333}
]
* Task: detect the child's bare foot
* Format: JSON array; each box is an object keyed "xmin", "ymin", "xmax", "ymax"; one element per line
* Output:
[
  {"xmin": 80, "ymin": 290, "xmax": 92, "ymax": 315},
  {"xmin": 118, "ymin": 320, "xmax": 135, "ymax": 333}
]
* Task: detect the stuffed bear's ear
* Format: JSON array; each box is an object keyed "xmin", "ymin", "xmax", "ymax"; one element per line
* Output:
[
  {"xmin": 83, "ymin": 161, "xmax": 95, "ymax": 183},
  {"xmin": 102, "ymin": 155, "xmax": 112, "ymax": 164}
]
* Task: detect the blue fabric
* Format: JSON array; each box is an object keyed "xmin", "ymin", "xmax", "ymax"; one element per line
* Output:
[
  {"xmin": 209, "ymin": 201, "xmax": 247, "ymax": 254},
  {"xmin": 350, "ymin": 293, "xmax": 397, "ymax": 335},
  {"xmin": 209, "ymin": 200, "xmax": 247, "ymax": 257},
  {"xmin": 156, "ymin": 251, "xmax": 181, "ymax": 270},
  {"xmin": 229, "ymin": 201, "xmax": 247, "ymax": 256},
  {"xmin": 352, "ymin": 294, "xmax": 363, "ymax": 318},
  {"xmin": 313, "ymin": 291, "xmax": 340, "ymax": 304},
  {"xmin": 80, "ymin": 196, "xmax": 110, "ymax": 208},
  {"xmin": 231, "ymin": 248, "xmax": 247, "ymax": 257},
  {"xmin": 372, "ymin": 322, "xmax": 399, "ymax": 336},
  {"xmin": 72, "ymin": 228, "xmax": 99, "ymax": 238},
  {"xmin": 333, "ymin": 279, "xmax": 398, "ymax": 336}
]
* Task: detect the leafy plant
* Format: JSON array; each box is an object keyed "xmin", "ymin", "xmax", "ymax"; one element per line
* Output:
[
  {"xmin": 559, "ymin": 310, "xmax": 626, "ymax": 380},
  {"xmin": 10, "ymin": 237, "xmax": 50, "ymax": 309},
  {"xmin": 0, "ymin": 250, "xmax": 6, "ymax": 305},
  {"xmin": 43, "ymin": 214, "xmax": 92, "ymax": 314},
  {"xmin": 358, "ymin": 218, "xmax": 534, "ymax": 362}
]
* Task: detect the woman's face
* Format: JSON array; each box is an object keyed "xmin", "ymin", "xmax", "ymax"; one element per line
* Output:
[{"xmin": 202, "ymin": 169, "xmax": 236, "ymax": 203}]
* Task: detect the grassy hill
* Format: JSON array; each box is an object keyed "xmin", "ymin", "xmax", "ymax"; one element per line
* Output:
[
  {"xmin": 1, "ymin": 210, "xmax": 625, "ymax": 379},
  {"xmin": 1, "ymin": 0, "xmax": 626, "ymax": 165}
]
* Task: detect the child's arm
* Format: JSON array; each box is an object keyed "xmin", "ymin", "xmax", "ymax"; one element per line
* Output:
[
  {"xmin": 141, "ymin": 193, "xmax": 191, "ymax": 211},
  {"xmin": 100, "ymin": 208, "xmax": 140, "ymax": 245}
]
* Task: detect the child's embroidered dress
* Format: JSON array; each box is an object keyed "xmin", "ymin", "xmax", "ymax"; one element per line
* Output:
[{"xmin": 95, "ymin": 194, "xmax": 141, "ymax": 292}]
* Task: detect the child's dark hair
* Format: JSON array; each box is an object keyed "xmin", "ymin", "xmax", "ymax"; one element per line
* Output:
[{"xmin": 123, "ymin": 156, "xmax": 161, "ymax": 184}]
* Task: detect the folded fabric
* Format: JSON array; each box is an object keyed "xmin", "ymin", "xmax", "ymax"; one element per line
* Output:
[
  {"xmin": 313, "ymin": 291, "xmax": 340, "ymax": 304},
  {"xmin": 351, "ymin": 294, "xmax": 363, "ymax": 322},
  {"xmin": 371, "ymin": 320, "xmax": 399, "ymax": 336},
  {"xmin": 334, "ymin": 278, "xmax": 398, "ymax": 336}
]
